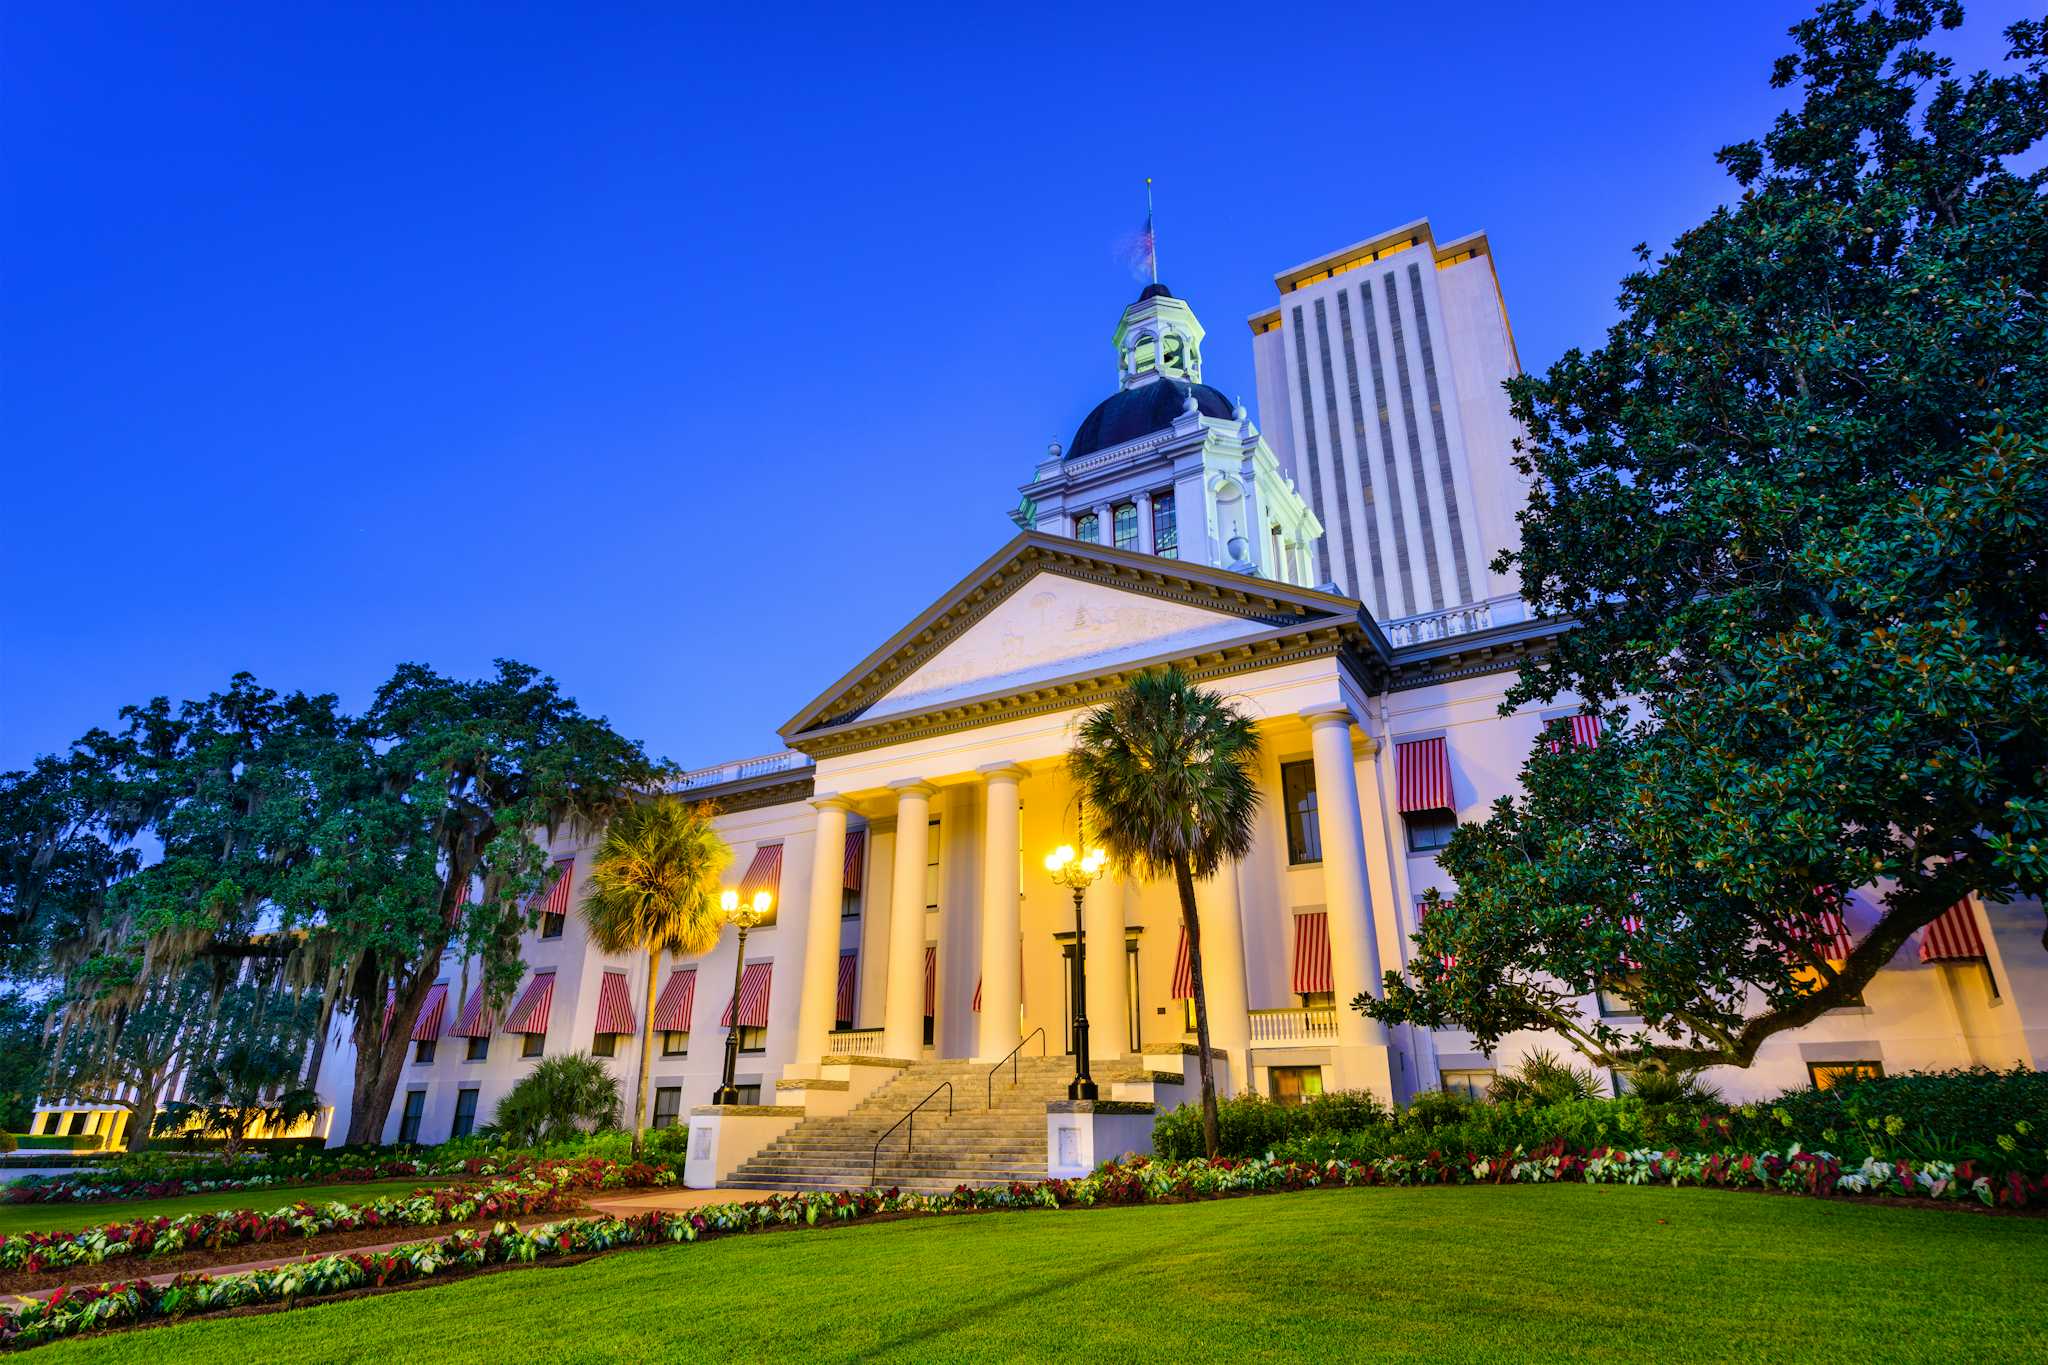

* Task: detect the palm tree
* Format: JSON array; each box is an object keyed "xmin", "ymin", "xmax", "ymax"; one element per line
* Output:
[
  {"xmin": 582, "ymin": 797, "xmax": 731, "ymax": 1156},
  {"xmin": 1069, "ymin": 666, "xmax": 1260, "ymax": 1159}
]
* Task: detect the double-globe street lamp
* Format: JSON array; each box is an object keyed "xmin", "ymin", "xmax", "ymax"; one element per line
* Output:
[
  {"xmin": 1043, "ymin": 842, "xmax": 1107, "ymax": 1101},
  {"xmin": 712, "ymin": 887, "xmax": 773, "ymax": 1106}
]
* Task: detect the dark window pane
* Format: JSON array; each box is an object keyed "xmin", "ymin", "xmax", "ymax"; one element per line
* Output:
[
  {"xmin": 521, "ymin": 1032, "xmax": 543, "ymax": 1058},
  {"xmin": 1405, "ymin": 810, "xmax": 1457, "ymax": 853},
  {"xmin": 592, "ymin": 1032, "xmax": 617, "ymax": 1057},
  {"xmin": 1282, "ymin": 761, "xmax": 1321, "ymax": 864},
  {"xmin": 1113, "ymin": 502, "xmax": 1138, "ymax": 551},
  {"xmin": 450, "ymin": 1088, "xmax": 480, "ymax": 1139},
  {"xmin": 465, "ymin": 1035, "xmax": 489, "ymax": 1062},
  {"xmin": 541, "ymin": 912, "xmax": 565, "ymax": 940},
  {"xmin": 1075, "ymin": 513, "xmax": 1099, "ymax": 543},
  {"xmin": 1152, "ymin": 491, "xmax": 1178, "ymax": 558}
]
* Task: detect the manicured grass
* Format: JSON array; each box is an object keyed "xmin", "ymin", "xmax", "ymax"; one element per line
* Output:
[
  {"xmin": 0, "ymin": 1178, "xmax": 456, "ymax": 1236},
  {"xmin": 40, "ymin": 1184, "xmax": 2048, "ymax": 1363}
]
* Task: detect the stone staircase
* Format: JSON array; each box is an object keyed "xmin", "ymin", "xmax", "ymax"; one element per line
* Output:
[{"xmin": 723, "ymin": 1055, "xmax": 1115, "ymax": 1193}]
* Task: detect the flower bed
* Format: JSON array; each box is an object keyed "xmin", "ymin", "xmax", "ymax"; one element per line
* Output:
[
  {"xmin": 0, "ymin": 1151, "xmax": 646, "ymax": 1209},
  {"xmin": 4, "ymin": 1146, "xmax": 2042, "ymax": 1351},
  {"xmin": 0, "ymin": 1158, "xmax": 674, "ymax": 1279}
]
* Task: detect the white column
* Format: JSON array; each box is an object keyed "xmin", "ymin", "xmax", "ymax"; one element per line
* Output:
[
  {"xmin": 1307, "ymin": 708, "xmax": 1391, "ymax": 1055},
  {"xmin": 1084, "ymin": 877, "xmax": 1130, "ymax": 1062},
  {"xmin": 794, "ymin": 796, "xmax": 851, "ymax": 1064},
  {"xmin": 976, "ymin": 764, "xmax": 1026, "ymax": 1061},
  {"xmin": 1193, "ymin": 865, "xmax": 1252, "ymax": 1089},
  {"xmin": 882, "ymin": 781, "xmax": 936, "ymax": 1059},
  {"xmin": 1135, "ymin": 494, "xmax": 1155, "ymax": 555},
  {"xmin": 1095, "ymin": 503, "xmax": 1113, "ymax": 546}
]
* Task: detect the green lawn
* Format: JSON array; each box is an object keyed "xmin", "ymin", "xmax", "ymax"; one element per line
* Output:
[
  {"xmin": 38, "ymin": 1185, "xmax": 2048, "ymax": 1363},
  {"xmin": 0, "ymin": 1178, "xmax": 455, "ymax": 1236}
]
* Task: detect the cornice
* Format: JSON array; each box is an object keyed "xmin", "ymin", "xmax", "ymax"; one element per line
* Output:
[{"xmin": 789, "ymin": 621, "xmax": 1382, "ymax": 760}]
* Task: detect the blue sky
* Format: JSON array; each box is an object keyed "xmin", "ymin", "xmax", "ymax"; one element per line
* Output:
[{"xmin": 3, "ymin": 2, "xmax": 2025, "ymax": 772}]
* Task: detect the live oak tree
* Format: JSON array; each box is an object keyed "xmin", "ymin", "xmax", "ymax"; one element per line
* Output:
[
  {"xmin": 1363, "ymin": 1, "xmax": 2048, "ymax": 1071},
  {"xmin": 14, "ymin": 662, "xmax": 662, "ymax": 1148}
]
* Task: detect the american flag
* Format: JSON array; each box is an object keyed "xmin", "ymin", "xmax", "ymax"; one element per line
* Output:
[{"xmin": 1123, "ymin": 178, "xmax": 1157, "ymax": 282}]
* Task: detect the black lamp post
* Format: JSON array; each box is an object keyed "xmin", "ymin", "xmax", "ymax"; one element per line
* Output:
[
  {"xmin": 712, "ymin": 887, "xmax": 770, "ymax": 1106},
  {"xmin": 1044, "ymin": 842, "xmax": 1106, "ymax": 1101}
]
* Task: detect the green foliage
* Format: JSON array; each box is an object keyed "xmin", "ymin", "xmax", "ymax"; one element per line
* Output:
[
  {"xmin": 582, "ymin": 798, "xmax": 731, "ymax": 961},
  {"xmin": 486, "ymin": 1053, "xmax": 622, "ymax": 1148},
  {"xmin": 1724, "ymin": 1065, "xmax": 2047, "ymax": 1163},
  {"xmin": 1485, "ymin": 1049, "xmax": 1604, "ymax": 1105},
  {"xmin": 1367, "ymin": 1, "xmax": 2048, "ymax": 1070},
  {"xmin": 0, "ymin": 991, "xmax": 49, "ymax": 1132},
  {"xmin": 154, "ymin": 1036, "xmax": 324, "ymax": 1157},
  {"xmin": 1152, "ymin": 1091, "xmax": 1389, "ymax": 1161}
]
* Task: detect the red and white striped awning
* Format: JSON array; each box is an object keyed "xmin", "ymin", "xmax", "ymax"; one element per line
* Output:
[
  {"xmin": 652, "ymin": 968, "xmax": 696, "ymax": 1033},
  {"xmin": 1171, "ymin": 925, "xmax": 1193, "ymax": 1000},
  {"xmin": 1396, "ymin": 737, "xmax": 1454, "ymax": 814},
  {"xmin": 721, "ymin": 962, "xmax": 773, "ymax": 1029},
  {"xmin": 1785, "ymin": 906, "xmax": 1854, "ymax": 963},
  {"xmin": 1547, "ymin": 714, "xmax": 1603, "ymax": 752},
  {"xmin": 504, "ymin": 971, "xmax": 557, "ymax": 1034},
  {"xmin": 836, "ymin": 952, "xmax": 858, "ymax": 1021},
  {"xmin": 594, "ymin": 970, "xmax": 637, "ymax": 1034},
  {"xmin": 1291, "ymin": 912, "xmax": 1332, "ymax": 995},
  {"xmin": 451, "ymin": 984, "xmax": 495, "ymax": 1039},
  {"xmin": 922, "ymin": 945, "xmax": 937, "ymax": 1017},
  {"xmin": 843, "ymin": 829, "xmax": 866, "ymax": 894},
  {"xmin": 410, "ymin": 983, "xmax": 449, "ymax": 1042},
  {"xmin": 737, "ymin": 845, "xmax": 783, "ymax": 906},
  {"xmin": 536, "ymin": 858, "xmax": 575, "ymax": 915},
  {"xmin": 381, "ymin": 989, "xmax": 395, "ymax": 1040},
  {"xmin": 1920, "ymin": 899, "xmax": 1987, "ymax": 963}
]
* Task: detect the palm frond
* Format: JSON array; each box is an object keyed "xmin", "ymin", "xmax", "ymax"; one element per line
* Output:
[
  {"xmin": 581, "ymin": 798, "xmax": 732, "ymax": 958},
  {"xmin": 1067, "ymin": 667, "xmax": 1262, "ymax": 881}
]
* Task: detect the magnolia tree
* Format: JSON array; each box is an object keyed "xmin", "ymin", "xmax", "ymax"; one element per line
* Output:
[{"xmin": 1363, "ymin": 1, "xmax": 2048, "ymax": 1070}]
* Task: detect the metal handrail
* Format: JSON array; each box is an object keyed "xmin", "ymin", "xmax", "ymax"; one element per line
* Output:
[
  {"xmin": 870, "ymin": 1081, "xmax": 953, "ymax": 1187},
  {"xmin": 987, "ymin": 1026, "xmax": 1048, "ymax": 1109}
]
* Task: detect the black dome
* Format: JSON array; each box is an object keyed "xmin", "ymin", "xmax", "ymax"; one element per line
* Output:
[
  {"xmin": 1138, "ymin": 282, "xmax": 1175, "ymax": 300},
  {"xmin": 1069, "ymin": 379, "xmax": 1233, "ymax": 458}
]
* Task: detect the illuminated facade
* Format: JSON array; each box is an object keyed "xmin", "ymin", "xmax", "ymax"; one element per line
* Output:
[{"xmin": 304, "ymin": 224, "xmax": 2044, "ymax": 1160}]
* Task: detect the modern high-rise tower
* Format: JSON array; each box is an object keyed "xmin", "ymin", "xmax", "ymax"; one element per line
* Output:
[{"xmin": 1248, "ymin": 220, "xmax": 1525, "ymax": 639}]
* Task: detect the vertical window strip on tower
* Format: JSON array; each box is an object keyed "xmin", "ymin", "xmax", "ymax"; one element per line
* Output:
[
  {"xmin": 1290, "ymin": 306, "xmax": 1333, "ymax": 585},
  {"xmin": 1384, "ymin": 270, "xmax": 1447, "ymax": 611},
  {"xmin": 1313, "ymin": 298, "xmax": 1361, "ymax": 600},
  {"xmin": 1407, "ymin": 263, "xmax": 1475, "ymax": 604},
  {"xmin": 1336, "ymin": 290, "xmax": 1390, "ymax": 619},
  {"xmin": 1359, "ymin": 279, "xmax": 1416, "ymax": 615}
]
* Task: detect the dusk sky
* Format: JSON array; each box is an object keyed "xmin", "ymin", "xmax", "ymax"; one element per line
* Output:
[{"xmin": 3, "ymin": 2, "xmax": 2024, "ymax": 773}]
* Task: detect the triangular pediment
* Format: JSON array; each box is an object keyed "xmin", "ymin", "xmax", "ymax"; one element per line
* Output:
[
  {"xmin": 862, "ymin": 570, "xmax": 1260, "ymax": 719},
  {"xmin": 782, "ymin": 533, "xmax": 1372, "ymax": 741}
]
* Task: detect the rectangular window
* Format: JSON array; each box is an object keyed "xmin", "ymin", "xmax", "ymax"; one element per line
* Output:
[
  {"xmin": 521, "ymin": 1032, "xmax": 544, "ymax": 1059},
  {"xmin": 450, "ymin": 1087, "xmax": 480, "ymax": 1139},
  {"xmin": 1112, "ymin": 502, "xmax": 1138, "ymax": 551},
  {"xmin": 1405, "ymin": 810, "xmax": 1458, "ymax": 854},
  {"xmin": 465, "ymin": 1035, "xmax": 490, "ymax": 1063},
  {"xmin": 414, "ymin": 1038, "xmax": 437, "ymax": 1065},
  {"xmin": 1301, "ymin": 990, "xmax": 1335, "ymax": 1009},
  {"xmin": 1439, "ymin": 1069, "xmax": 1494, "ymax": 1101},
  {"xmin": 662, "ymin": 1030, "xmax": 688, "ymax": 1056},
  {"xmin": 1269, "ymin": 1065, "xmax": 1325, "ymax": 1106},
  {"xmin": 652, "ymin": 1086, "xmax": 682, "ymax": 1129},
  {"xmin": 842, "ymin": 889, "xmax": 860, "ymax": 919},
  {"xmin": 397, "ymin": 1090, "xmax": 426, "ymax": 1144},
  {"xmin": 1809, "ymin": 1060, "xmax": 1883, "ymax": 1090},
  {"xmin": 1151, "ymin": 491, "xmax": 1177, "ymax": 558},
  {"xmin": 1281, "ymin": 760, "xmax": 1321, "ymax": 864},
  {"xmin": 734, "ymin": 1083, "xmax": 761, "ymax": 1105},
  {"xmin": 738, "ymin": 1025, "xmax": 766, "ymax": 1054},
  {"xmin": 1075, "ymin": 512, "xmax": 1099, "ymax": 543},
  {"xmin": 541, "ymin": 912, "xmax": 565, "ymax": 940},
  {"xmin": 925, "ymin": 819, "xmax": 941, "ymax": 910},
  {"xmin": 1597, "ymin": 974, "xmax": 1644, "ymax": 1018},
  {"xmin": 592, "ymin": 1032, "xmax": 618, "ymax": 1058}
]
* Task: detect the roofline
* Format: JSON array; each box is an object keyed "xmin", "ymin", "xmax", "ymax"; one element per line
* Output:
[
  {"xmin": 778, "ymin": 532, "xmax": 1385, "ymax": 740},
  {"xmin": 1272, "ymin": 218, "xmax": 1434, "ymax": 293}
]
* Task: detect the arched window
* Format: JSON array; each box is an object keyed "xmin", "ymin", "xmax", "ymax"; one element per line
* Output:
[
  {"xmin": 1129, "ymin": 331, "xmax": 1157, "ymax": 373},
  {"xmin": 1162, "ymin": 333, "xmax": 1184, "ymax": 371},
  {"xmin": 1075, "ymin": 511, "xmax": 1100, "ymax": 544}
]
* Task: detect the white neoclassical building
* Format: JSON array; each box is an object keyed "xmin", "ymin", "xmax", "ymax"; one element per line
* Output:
[{"xmin": 308, "ymin": 220, "xmax": 2047, "ymax": 1166}]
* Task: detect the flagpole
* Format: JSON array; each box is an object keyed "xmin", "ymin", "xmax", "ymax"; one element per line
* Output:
[{"xmin": 1146, "ymin": 177, "xmax": 1157, "ymax": 284}]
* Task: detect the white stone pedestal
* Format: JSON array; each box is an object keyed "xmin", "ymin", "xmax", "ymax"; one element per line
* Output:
[
  {"xmin": 682, "ymin": 1104, "xmax": 804, "ymax": 1189},
  {"xmin": 1045, "ymin": 1100, "xmax": 1157, "ymax": 1180}
]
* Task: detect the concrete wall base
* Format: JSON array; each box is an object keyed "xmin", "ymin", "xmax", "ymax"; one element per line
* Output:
[{"xmin": 682, "ymin": 1105, "xmax": 804, "ymax": 1188}]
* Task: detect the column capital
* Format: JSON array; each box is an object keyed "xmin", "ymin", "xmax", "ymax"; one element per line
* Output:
[
  {"xmin": 810, "ymin": 794, "xmax": 857, "ymax": 813},
  {"xmin": 888, "ymin": 779, "xmax": 939, "ymax": 799},
  {"xmin": 1302, "ymin": 705, "xmax": 1380, "ymax": 754},
  {"xmin": 977, "ymin": 762, "xmax": 1029, "ymax": 782}
]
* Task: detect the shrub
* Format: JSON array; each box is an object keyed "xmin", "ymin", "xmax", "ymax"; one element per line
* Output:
[
  {"xmin": 1487, "ymin": 1050, "xmax": 1603, "ymax": 1105},
  {"xmin": 487, "ymin": 1054, "xmax": 621, "ymax": 1148},
  {"xmin": 644, "ymin": 1125, "xmax": 690, "ymax": 1164},
  {"xmin": 1152, "ymin": 1091, "xmax": 1387, "ymax": 1160}
]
